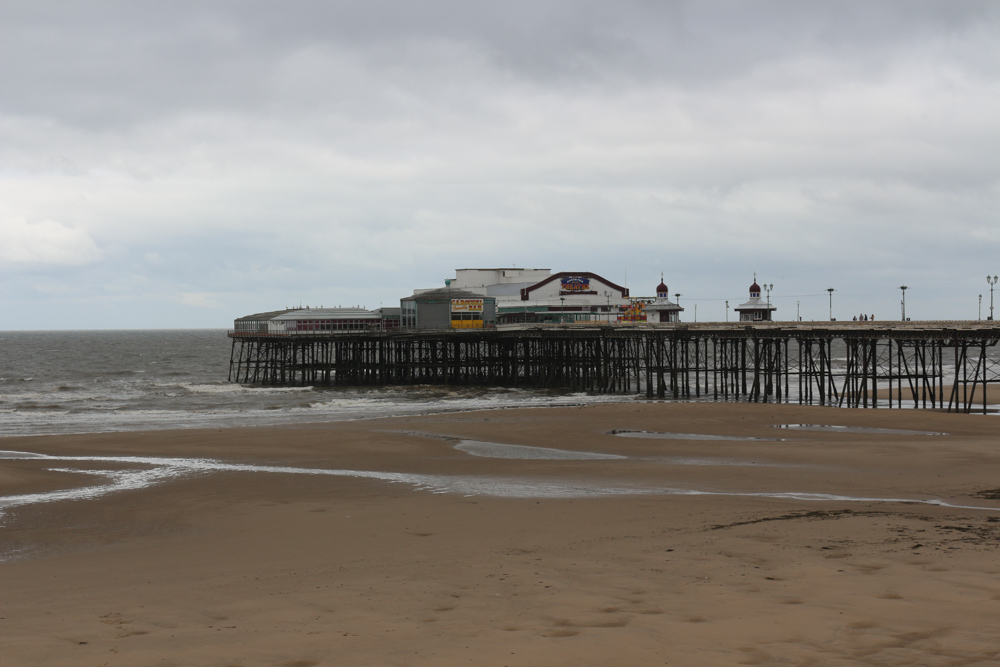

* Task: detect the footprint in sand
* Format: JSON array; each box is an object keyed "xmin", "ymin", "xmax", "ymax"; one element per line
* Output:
[
  {"xmin": 544, "ymin": 629, "xmax": 580, "ymax": 638},
  {"xmin": 553, "ymin": 617, "xmax": 632, "ymax": 630},
  {"xmin": 854, "ymin": 564, "xmax": 887, "ymax": 574},
  {"xmin": 877, "ymin": 591, "xmax": 903, "ymax": 600},
  {"xmin": 847, "ymin": 620, "xmax": 879, "ymax": 630}
]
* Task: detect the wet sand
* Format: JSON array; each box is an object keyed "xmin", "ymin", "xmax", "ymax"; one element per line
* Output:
[{"xmin": 2, "ymin": 401, "xmax": 1000, "ymax": 666}]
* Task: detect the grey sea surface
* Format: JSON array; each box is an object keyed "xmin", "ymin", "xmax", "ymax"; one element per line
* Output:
[
  {"xmin": 5, "ymin": 330, "xmax": 996, "ymax": 438},
  {"xmin": 0, "ymin": 329, "xmax": 624, "ymax": 437}
]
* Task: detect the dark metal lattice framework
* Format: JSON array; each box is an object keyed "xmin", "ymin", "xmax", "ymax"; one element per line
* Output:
[{"xmin": 228, "ymin": 324, "xmax": 1000, "ymax": 413}]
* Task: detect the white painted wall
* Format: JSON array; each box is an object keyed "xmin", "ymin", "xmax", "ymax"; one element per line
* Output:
[{"xmin": 451, "ymin": 268, "xmax": 551, "ymax": 288}]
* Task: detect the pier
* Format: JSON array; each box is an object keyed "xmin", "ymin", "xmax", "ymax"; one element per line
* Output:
[{"xmin": 228, "ymin": 322, "xmax": 1000, "ymax": 413}]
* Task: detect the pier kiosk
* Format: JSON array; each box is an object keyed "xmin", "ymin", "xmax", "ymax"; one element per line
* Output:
[{"xmin": 735, "ymin": 278, "xmax": 777, "ymax": 322}]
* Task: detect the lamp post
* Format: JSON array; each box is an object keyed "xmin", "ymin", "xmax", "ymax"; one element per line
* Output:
[
  {"xmin": 797, "ymin": 300, "xmax": 800, "ymax": 322},
  {"xmin": 675, "ymin": 293, "xmax": 681, "ymax": 307},
  {"xmin": 725, "ymin": 300, "xmax": 729, "ymax": 323},
  {"xmin": 988, "ymin": 276, "xmax": 998, "ymax": 321},
  {"xmin": 899, "ymin": 285, "xmax": 908, "ymax": 321},
  {"xmin": 603, "ymin": 290, "xmax": 612, "ymax": 323},
  {"xmin": 827, "ymin": 288, "xmax": 835, "ymax": 321},
  {"xmin": 979, "ymin": 294, "xmax": 982, "ymax": 321},
  {"xmin": 560, "ymin": 296, "xmax": 565, "ymax": 323}
]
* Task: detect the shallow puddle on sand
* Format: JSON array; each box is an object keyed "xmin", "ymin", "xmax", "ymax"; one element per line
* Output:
[
  {"xmin": 649, "ymin": 457, "xmax": 793, "ymax": 468},
  {"xmin": 452, "ymin": 440, "xmax": 789, "ymax": 468},
  {"xmin": 454, "ymin": 440, "xmax": 625, "ymax": 460},
  {"xmin": 611, "ymin": 430, "xmax": 783, "ymax": 442},
  {"xmin": 773, "ymin": 424, "xmax": 947, "ymax": 436}
]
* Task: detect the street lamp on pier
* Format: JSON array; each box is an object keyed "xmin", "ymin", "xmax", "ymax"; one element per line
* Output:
[
  {"xmin": 899, "ymin": 285, "xmax": 908, "ymax": 321},
  {"xmin": 988, "ymin": 276, "xmax": 998, "ymax": 321},
  {"xmin": 763, "ymin": 283, "xmax": 774, "ymax": 309},
  {"xmin": 979, "ymin": 294, "xmax": 983, "ymax": 321},
  {"xmin": 827, "ymin": 288, "xmax": 835, "ymax": 321}
]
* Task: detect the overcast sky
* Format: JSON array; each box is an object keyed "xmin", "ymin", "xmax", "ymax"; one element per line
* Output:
[{"xmin": 2, "ymin": 1, "xmax": 998, "ymax": 329}]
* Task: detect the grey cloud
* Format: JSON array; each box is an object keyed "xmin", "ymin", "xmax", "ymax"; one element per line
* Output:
[
  {"xmin": 4, "ymin": 0, "xmax": 998, "ymax": 128},
  {"xmin": 1, "ymin": 0, "xmax": 999, "ymax": 327}
]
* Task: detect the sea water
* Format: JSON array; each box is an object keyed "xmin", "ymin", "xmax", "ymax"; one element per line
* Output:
[
  {"xmin": 0, "ymin": 329, "xmax": 619, "ymax": 437},
  {"xmin": 2, "ymin": 330, "xmax": 999, "ymax": 529},
  {"xmin": 3, "ymin": 330, "xmax": 996, "ymax": 438}
]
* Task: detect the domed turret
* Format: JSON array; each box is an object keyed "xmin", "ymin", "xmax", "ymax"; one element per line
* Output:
[
  {"xmin": 656, "ymin": 274, "xmax": 669, "ymax": 299},
  {"xmin": 749, "ymin": 281, "xmax": 761, "ymax": 298}
]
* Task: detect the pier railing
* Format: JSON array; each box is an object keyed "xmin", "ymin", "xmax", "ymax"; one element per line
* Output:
[{"xmin": 227, "ymin": 322, "xmax": 1000, "ymax": 413}]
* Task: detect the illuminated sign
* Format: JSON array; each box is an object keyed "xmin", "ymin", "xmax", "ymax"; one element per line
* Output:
[
  {"xmin": 560, "ymin": 276, "xmax": 591, "ymax": 292},
  {"xmin": 451, "ymin": 298, "xmax": 484, "ymax": 313}
]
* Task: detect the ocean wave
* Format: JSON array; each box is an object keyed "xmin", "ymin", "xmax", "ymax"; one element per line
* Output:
[
  {"xmin": 2, "ymin": 381, "xmax": 148, "ymax": 399},
  {"xmin": 9, "ymin": 404, "xmax": 73, "ymax": 413},
  {"xmin": 305, "ymin": 397, "xmax": 393, "ymax": 409},
  {"xmin": 0, "ymin": 328, "xmax": 629, "ymax": 437},
  {"xmin": 0, "ymin": 391, "xmax": 623, "ymax": 437},
  {"xmin": 300, "ymin": 391, "xmax": 610, "ymax": 414},
  {"xmin": 174, "ymin": 383, "xmax": 316, "ymax": 395}
]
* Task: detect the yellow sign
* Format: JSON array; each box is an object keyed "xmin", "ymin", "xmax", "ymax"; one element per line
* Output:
[{"xmin": 451, "ymin": 299, "xmax": 484, "ymax": 313}]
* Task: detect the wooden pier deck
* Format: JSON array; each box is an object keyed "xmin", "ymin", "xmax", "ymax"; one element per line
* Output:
[{"xmin": 228, "ymin": 321, "xmax": 1000, "ymax": 413}]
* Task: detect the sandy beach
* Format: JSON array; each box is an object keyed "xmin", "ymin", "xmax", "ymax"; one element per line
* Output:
[{"xmin": 2, "ymin": 401, "xmax": 1000, "ymax": 666}]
